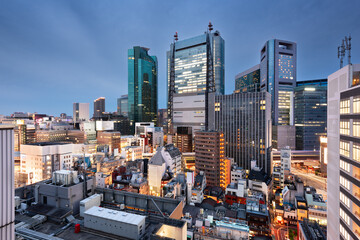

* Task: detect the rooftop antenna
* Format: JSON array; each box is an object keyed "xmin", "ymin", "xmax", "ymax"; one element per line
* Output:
[
  {"xmin": 174, "ymin": 32, "xmax": 178, "ymax": 42},
  {"xmin": 338, "ymin": 40, "xmax": 345, "ymax": 68},
  {"xmin": 338, "ymin": 34, "xmax": 352, "ymax": 68},
  {"xmin": 208, "ymin": 21, "xmax": 213, "ymax": 32},
  {"xmin": 344, "ymin": 34, "xmax": 352, "ymax": 65}
]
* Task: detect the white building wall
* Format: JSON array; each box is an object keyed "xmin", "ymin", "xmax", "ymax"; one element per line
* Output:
[
  {"xmin": 173, "ymin": 94, "xmax": 206, "ymax": 134},
  {"xmin": 20, "ymin": 143, "xmax": 84, "ymax": 184},
  {"xmin": 148, "ymin": 163, "xmax": 166, "ymax": 196},
  {"xmin": 84, "ymin": 207, "xmax": 145, "ymax": 240},
  {"xmin": 0, "ymin": 125, "xmax": 15, "ymax": 240},
  {"xmin": 327, "ymin": 65, "xmax": 353, "ymax": 240}
]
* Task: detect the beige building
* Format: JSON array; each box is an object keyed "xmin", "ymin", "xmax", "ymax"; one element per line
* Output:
[{"xmin": 20, "ymin": 142, "xmax": 84, "ymax": 184}]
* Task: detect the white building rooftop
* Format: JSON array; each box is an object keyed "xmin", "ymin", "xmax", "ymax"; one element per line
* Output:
[{"xmin": 84, "ymin": 206, "xmax": 146, "ymax": 225}]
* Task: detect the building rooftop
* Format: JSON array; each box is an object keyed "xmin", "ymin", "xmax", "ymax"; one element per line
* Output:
[
  {"xmin": 215, "ymin": 220, "xmax": 249, "ymax": 232},
  {"xmin": 164, "ymin": 144, "xmax": 181, "ymax": 158},
  {"xmin": 149, "ymin": 150, "xmax": 165, "ymax": 166},
  {"xmin": 298, "ymin": 219, "xmax": 326, "ymax": 240},
  {"xmin": 248, "ymin": 168, "xmax": 272, "ymax": 185},
  {"xmin": 84, "ymin": 206, "xmax": 146, "ymax": 225},
  {"xmin": 26, "ymin": 142, "xmax": 71, "ymax": 146},
  {"xmin": 0, "ymin": 124, "xmax": 15, "ymax": 129}
]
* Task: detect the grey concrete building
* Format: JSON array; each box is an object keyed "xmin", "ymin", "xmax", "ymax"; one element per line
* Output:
[
  {"xmin": 0, "ymin": 125, "xmax": 15, "ymax": 240},
  {"xmin": 260, "ymin": 39, "xmax": 296, "ymax": 150},
  {"xmin": 212, "ymin": 92, "xmax": 272, "ymax": 174},
  {"xmin": 35, "ymin": 174, "xmax": 94, "ymax": 215},
  {"xmin": 327, "ymin": 64, "xmax": 360, "ymax": 240}
]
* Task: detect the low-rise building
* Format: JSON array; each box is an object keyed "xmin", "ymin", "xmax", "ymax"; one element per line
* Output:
[
  {"xmin": 121, "ymin": 146, "xmax": 143, "ymax": 161},
  {"xmin": 191, "ymin": 172, "xmax": 206, "ymax": 204},
  {"xmin": 84, "ymin": 206, "xmax": 146, "ymax": 240},
  {"xmin": 35, "ymin": 170, "xmax": 94, "ymax": 215},
  {"xmin": 305, "ymin": 188, "xmax": 327, "ymax": 226},
  {"xmin": 97, "ymin": 131, "xmax": 121, "ymax": 155},
  {"xmin": 20, "ymin": 142, "xmax": 84, "ymax": 184},
  {"xmin": 248, "ymin": 167, "xmax": 272, "ymax": 202},
  {"xmin": 297, "ymin": 218, "xmax": 326, "ymax": 240}
]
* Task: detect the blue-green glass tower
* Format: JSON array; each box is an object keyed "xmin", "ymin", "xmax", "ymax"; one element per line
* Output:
[{"xmin": 128, "ymin": 47, "xmax": 158, "ymax": 128}]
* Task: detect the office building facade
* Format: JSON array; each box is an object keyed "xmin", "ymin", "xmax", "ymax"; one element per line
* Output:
[
  {"xmin": 294, "ymin": 79, "xmax": 327, "ymax": 150},
  {"xmin": 195, "ymin": 131, "xmax": 225, "ymax": 187},
  {"xmin": 0, "ymin": 125, "xmax": 15, "ymax": 240},
  {"xmin": 327, "ymin": 64, "xmax": 360, "ymax": 240},
  {"xmin": 93, "ymin": 97, "xmax": 105, "ymax": 119},
  {"xmin": 213, "ymin": 92, "xmax": 272, "ymax": 174},
  {"xmin": 260, "ymin": 39, "xmax": 296, "ymax": 149},
  {"xmin": 73, "ymin": 103, "xmax": 89, "ymax": 122},
  {"xmin": 117, "ymin": 95, "xmax": 128, "ymax": 117},
  {"xmin": 167, "ymin": 28, "xmax": 225, "ymax": 134},
  {"xmin": 128, "ymin": 46, "xmax": 157, "ymax": 126},
  {"xmin": 235, "ymin": 64, "xmax": 260, "ymax": 93}
]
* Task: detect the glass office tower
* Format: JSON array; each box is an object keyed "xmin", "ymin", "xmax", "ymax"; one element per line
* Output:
[
  {"xmin": 260, "ymin": 39, "xmax": 297, "ymax": 149},
  {"xmin": 128, "ymin": 47, "xmax": 157, "ymax": 127},
  {"xmin": 235, "ymin": 64, "xmax": 260, "ymax": 93},
  {"xmin": 294, "ymin": 79, "xmax": 327, "ymax": 150},
  {"xmin": 167, "ymin": 30, "xmax": 225, "ymax": 134},
  {"xmin": 117, "ymin": 94, "xmax": 128, "ymax": 117}
]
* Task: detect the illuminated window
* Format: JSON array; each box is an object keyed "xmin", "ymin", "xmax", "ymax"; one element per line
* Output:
[
  {"xmin": 353, "ymin": 144, "xmax": 360, "ymax": 162},
  {"xmin": 354, "ymin": 97, "xmax": 360, "ymax": 113},
  {"xmin": 354, "ymin": 121, "xmax": 360, "ymax": 137},
  {"xmin": 340, "ymin": 225, "xmax": 350, "ymax": 240},
  {"xmin": 340, "ymin": 121, "xmax": 350, "ymax": 135},
  {"xmin": 340, "ymin": 208, "xmax": 350, "ymax": 225},
  {"xmin": 340, "ymin": 192, "xmax": 350, "ymax": 208},
  {"xmin": 340, "ymin": 176, "xmax": 350, "ymax": 190},
  {"xmin": 340, "ymin": 141, "xmax": 350, "ymax": 157},
  {"xmin": 340, "ymin": 99, "xmax": 350, "ymax": 114},
  {"xmin": 340, "ymin": 160, "xmax": 350, "ymax": 172}
]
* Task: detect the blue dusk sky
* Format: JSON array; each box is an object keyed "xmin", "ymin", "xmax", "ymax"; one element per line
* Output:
[{"xmin": 1, "ymin": 0, "xmax": 360, "ymax": 116}]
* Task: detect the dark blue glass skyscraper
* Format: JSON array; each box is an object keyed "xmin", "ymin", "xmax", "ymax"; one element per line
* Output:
[
  {"xmin": 128, "ymin": 47, "xmax": 157, "ymax": 127},
  {"xmin": 295, "ymin": 79, "xmax": 327, "ymax": 150}
]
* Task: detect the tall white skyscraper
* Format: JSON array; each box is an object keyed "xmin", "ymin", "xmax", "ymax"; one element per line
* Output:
[
  {"xmin": 0, "ymin": 125, "xmax": 15, "ymax": 240},
  {"xmin": 327, "ymin": 64, "xmax": 360, "ymax": 240},
  {"xmin": 73, "ymin": 103, "xmax": 89, "ymax": 122}
]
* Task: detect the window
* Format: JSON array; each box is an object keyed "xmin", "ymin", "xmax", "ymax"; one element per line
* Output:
[
  {"xmin": 340, "ymin": 99, "xmax": 350, "ymax": 114},
  {"xmin": 340, "ymin": 141, "xmax": 350, "ymax": 157},
  {"xmin": 340, "ymin": 176, "xmax": 350, "ymax": 190},
  {"xmin": 354, "ymin": 121, "xmax": 360, "ymax": 137},
  {"xmin": 340, "ymin": 192, "xmax": 350, "ymax": 208},
  {"xmin": 340, "ymin": 121, "xmax": 350, "ymax": 135},
  {"xmin": 340, "ymin": 208, "xmax": 350, "ymax": 225},
  {"xmin": 353, "ymin": 144, "xmax": 360, "ymax": 162},
  {"xmin": 340, "ymin": 224, "xmax": 350, "ymax": 240},
  {"xmin": 354, "ymin": 96, "xmax": 360, "ymax": 113},
  {"xmin": 340, "ymin": 160, "xmax": 350, "ymax": 172}
]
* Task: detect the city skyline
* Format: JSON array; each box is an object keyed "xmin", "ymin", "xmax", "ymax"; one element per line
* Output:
[{"xmin": 1, "ymin": 0, "xmax": 360, "ymax": 116}]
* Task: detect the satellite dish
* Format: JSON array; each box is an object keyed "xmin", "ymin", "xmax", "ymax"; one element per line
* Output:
[{"xmin": 74, "ymin": 177, "xmax": 80, "ymax": 184}]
